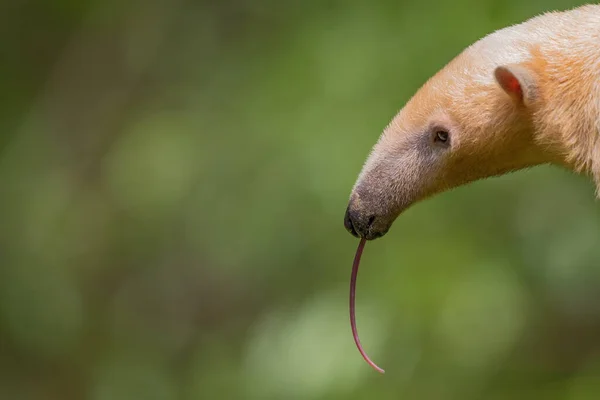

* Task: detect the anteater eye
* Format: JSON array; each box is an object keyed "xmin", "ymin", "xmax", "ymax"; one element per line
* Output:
[{"xmin": 434, "ymin": 130, "xmax": 449, "ymax": 144}]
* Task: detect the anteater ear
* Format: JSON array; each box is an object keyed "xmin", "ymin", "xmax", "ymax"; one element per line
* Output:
[{"xmin": 494, "ymin": 64, "xmax": 536, "ymax": 106}]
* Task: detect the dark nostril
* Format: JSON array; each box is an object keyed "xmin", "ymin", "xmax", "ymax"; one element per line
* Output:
[{"xmin": 367, "ymin": 215, "xmax": 375, "ymax": 227}]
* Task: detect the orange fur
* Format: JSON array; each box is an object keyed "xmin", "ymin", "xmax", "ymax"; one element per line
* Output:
[{"xmin": 345, "ymin": 4, "xmax": 600, "ymax": 240}]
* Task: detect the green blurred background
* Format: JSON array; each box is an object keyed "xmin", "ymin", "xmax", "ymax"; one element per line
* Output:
[{"xmin": 3, "ymin": 0, "xmax": 600, "ymax": 399}]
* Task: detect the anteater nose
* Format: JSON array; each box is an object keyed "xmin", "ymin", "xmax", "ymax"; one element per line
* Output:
[{"xmin": 344, "ymin": 206, "xmax": 376, "ymax": 239}]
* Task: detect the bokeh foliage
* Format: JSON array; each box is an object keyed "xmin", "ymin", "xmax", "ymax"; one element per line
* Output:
[{"xmin": 2, "ymin": 0, "xmax": 600, "ymax": 399}]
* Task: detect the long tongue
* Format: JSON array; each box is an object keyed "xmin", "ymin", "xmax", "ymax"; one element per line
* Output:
[{"xmin": 349, "ymin": 237, "xmax": 385, "ymax": 374}]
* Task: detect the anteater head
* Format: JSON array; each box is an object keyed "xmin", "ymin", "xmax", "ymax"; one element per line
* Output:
[{"xmin": 344, "ymin": 40, "xmax": 554, "ymax": 240}]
